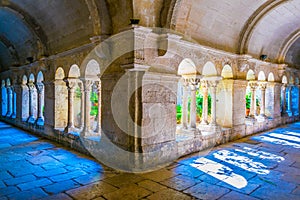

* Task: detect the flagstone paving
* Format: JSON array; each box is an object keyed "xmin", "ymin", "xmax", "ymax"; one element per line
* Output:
[{"xmin": 0, "ymin": 121, "xmax": 299, "ymax": 199}]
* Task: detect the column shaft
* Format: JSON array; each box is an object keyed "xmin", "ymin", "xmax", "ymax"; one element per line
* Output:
[
  {"xmin": 189, "ymin": 84, "xmax": 197, "ymax": 129},
  {"xmin": 201, "ymin": 80, "xmax": 208, "ymax": 125},
  {"xmin": 181, "ymin": 81, "xmax": 188, "ymax": 129}
]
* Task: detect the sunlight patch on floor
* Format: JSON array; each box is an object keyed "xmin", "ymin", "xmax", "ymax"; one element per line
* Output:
[
  {"xmin": 268, "ymin": 133, "xmax": 300, "ymax": 143},
  {"xmin": 257, "ymin": 136, "xmax": 300, "ymax": 148},
  {"xmin": 213, "ymin": 150, "xmax": 269, "ymax": 175},
  {"xmin": 190, "ymin": 157, "xmax": 247, "ymax": 189},
  {"xmin": 235, "ymin": 147, "xmax": 285, "ymax": 162}
]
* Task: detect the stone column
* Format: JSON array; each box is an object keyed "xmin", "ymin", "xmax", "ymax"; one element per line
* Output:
[
  {"xmin": 64, "ymin": 79, "xmax": 77, "ymax": 133},
  {"xmin": 248, "ymin": 81, "xmax": 257, "ymax": 118},
  {"xmin": 27, "ymin": 81, "xmax": 36, "ymax": 124},
  {"xmin": 286, "ymin": 85, "xmax": 292, "ymax": 115},
  {"xmin": 79, "ymin": 82, "xmax": 85, "ymax": 130},
  {"xmin": 35, "ymin": 83, "xmax": 44, "ymax": 126},
  {"xmin": 11, "ymin": 86, "xmax": 16, "ymax": 118},
  {"xmin": 95, "ymin": 81, "xmax": 101, "ymax": 133},
  {"xmin": 297, "ymin": 85, "xmax": 300, "ymax": 116},
  {"xmin": 181, "ymin": 80, "xmax": 189, "ymax": 129},
  {"xmin": 209, "ymin": 80, "xmax": 219, "ymax": 126},
  {"xmin": 80, "ymin": 79, "xmax": 93, "ymax": 137},
  {"xmin": 281, "ymin": 84, "xmax": 287, "ymax": 116},
  {"xmin": 201, "ymin": 80, "xmax": 209, "ymax": 125},
  {"xmin": 258, "ymin": 82, "xmax": 267, "ymax": 117},
  {"xmin": 189, "ymin": 83, "xmax": 197, "ymax": 129},
  {"xmin": 6, "ymin": 86, "xmax": 12, "ymax": 117}
]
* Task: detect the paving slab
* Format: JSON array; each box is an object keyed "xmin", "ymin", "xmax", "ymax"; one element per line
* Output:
[{"xmin": 0, "ymin": 121, "xmax": 299, "ymax": 199}]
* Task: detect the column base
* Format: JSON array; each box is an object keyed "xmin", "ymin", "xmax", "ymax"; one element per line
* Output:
[
  {"xmin": 36, "ymin": 117, "xmax": 44, "ymax": 126},
  {"xmin": 11, "ymin": 113, "xmax": 16, "ymax": 119},
  {"xmin": 64, "ymin": 126, "xmax": 75, "ymax": 133},
  {"xmin": 256, "ymin": 114, "xmax": 267, "ymax": 122},
  {"xmin": 281, "ymin": 112, "xmax": 289, "ymax": 117},
  {"xmin": 27, "ymin": 116, "xmax": 36, "ymax": 124}
]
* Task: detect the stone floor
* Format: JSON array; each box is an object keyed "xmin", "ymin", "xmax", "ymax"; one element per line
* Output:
[{"xmin": 0, "ymin": 121, "xmax": 299, "ymax": 200}]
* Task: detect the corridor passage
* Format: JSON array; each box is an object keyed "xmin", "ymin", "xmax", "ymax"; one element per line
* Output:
[{"xmin": 0, "ymin": 121, "xmax": 299, "ymax": 200}]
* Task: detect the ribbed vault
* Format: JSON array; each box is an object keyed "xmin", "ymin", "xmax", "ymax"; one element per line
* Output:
[{"xmin": 0, "ymin": 0, "xmax": 300, "ymax": 71}]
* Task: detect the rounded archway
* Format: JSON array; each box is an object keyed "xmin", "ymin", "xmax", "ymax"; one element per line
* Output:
[{"xmin": 221, "ymin": 64, "xmax": 233, "ymax": 79}]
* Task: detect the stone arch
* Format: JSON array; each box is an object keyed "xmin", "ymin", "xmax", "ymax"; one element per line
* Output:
[
  {"xmin": 85, "ymin": 59, "xmax": 100, "ymax": 79},
  {"xmin": 6, "ymin": 78, "xmax": 11, "ymax": 86},
  {"xmin": 1, "ymin": 79, "xmax": 7, "ymax": 116},
  {"xmin": 68, "ymin": 64, "xmax": 81, "ymax": 78},
  {"xmin": 282, "ymin": 75, "xmax": 288, "ymax": 84},
  {"xmin": 178, "ymin": 58, "xmax": 197, "ymax": 75},
  {"xmin": 202, "ymin": 61, "xmax": 217, "ymax": 76},
  {"xmin": 295, "ymin": 77, "xmax": 299, "ymax": 85},
  {"xmin": 55, "ymin": 67, "xmax": 65, "ymax": 80},
  {"xmin": 22, "ymin": 75, "xmax": 28, "ymax": 84},
  {"xmin": 258, "ymin": 71, "xmax": 266, "ymax": 81},
  {"xmin": 246, "ymin": 69, "xmax": 256, "ymax": 80},
  {"xmin": 27, "ymin": 73, "xmax": 38, "ymax": 123},
  {"xmin": 267, "ymin": 72, "xmax": 275, "ymax": 82},
  {"xmin": 289, "ymin": 76, "xmax": 294, "ymax": 84},
  {"xmin": 29, "ymin": 73, "xmax": 35, "ymax": 82},
  {"xmin": 36, "ymin": 71, "xmax": 45, "ymax": 126},
  {"xmin": 21, "ymin": 75, "xmax": 29, "ymax": 121},
  {"xmin": 221, "ymin": 64, "xmax": 233, "ymax": 79},
  {"xmin": 37, "ymin": 71, "xmax": 44, "ymax": 83},
  {"xmin": 54, "ymin": 67, "xmax": 67, "ymax": 129}
]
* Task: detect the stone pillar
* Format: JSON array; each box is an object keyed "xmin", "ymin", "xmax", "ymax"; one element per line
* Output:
[
  {"xmin": 27, "ymin": 81, "xmax": 36, "ymax": 124},
  {"xmin": 286, "ymin": 85, "xmax": 292, "ymax": 116},
  {"xmin": 201, "ymin": 80, "xmax": 209, "ymax": 125},
  {"xmin": 79, "ymin": 82, "xmax": 85, "ymax": 130},
  {"xmin": 11, "ymin": 86, "xmax": 16, "ymax": 118},
  {"xmin": 189, "ymin": 83, "xmax": 197, "ymax": 129},
  {"xmin": 258, "ymin": 82, "xmax": 267, "ymax": 117},
  {"xmin": 6, "ymin": 86, "xmax": 12, "ymax": 117},
  {"xmin": 297, "ymin": 85, "xmax": 300, "ymax": 116},
  {"xmin": 64, "ymin": 79, "xmax": 77, "ymax": 133},
  {"xmin": 95, "ymin": 81, "xmax": 101, "ymax": 133},
  {"xmin": 181, "ymin": 81, "xmax": 189, "ymax": 129},
  {"xmin": 209, "ymin": 80, "xmax": 219, "ymax": 126},
  {"xmin": 248, "ymin": 81, "xmax": 257, "ymax": 118},
  {"xmin": 281, "ymin": 84, "xmax": 288, "ymax": 116},
  {"xmin": 80, "ymin": 79, "xmax": 93, "ymax": 137},
  {"xmin": 35, "ymin": 82, "xmax": 44, "ymax": 126}
]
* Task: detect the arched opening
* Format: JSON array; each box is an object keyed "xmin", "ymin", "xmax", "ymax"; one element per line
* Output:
[
  {"xmin": 177, "ymin": 58, "xmax": 201, "ymax": 138},
  {"xmin": 5, "ymin": 78, "xmax": 12, "ymax": 117},
  {"xmin": 27, "ymin": 74, "xmax": 37, "ymax": 124},
  {"xmin": 245, "ymin": 70, "xmax": 258, "ymax": 117},
  {"xmin": 36, "ymin": 71, "xmax": 45, "ymax": 126},
  {"xmin": 68, "ymin": 64, "xmax": 82, "ymax": 130},
  {"xmin": 221, "ymin": 65, "xmax": 233, "ymax": 79},
  {"xmin": 54, "ymin": 67, "xmax": 68, "ymax": 129},
  {"xmin": 1, "ymin": 80, "xmax": 7, "ymax": 116},
  {"xmin": 202, "ymin": 61, "xmax": 217, "ymax": 77},
  {"xmin": 258, "ymin": 71, "xmax": 266, "ymax": 81},
  {"xmin": 267, "ymin": 73, "xmax": 275, "ymax": 82},
  {"xmin": 217, "ymin": 65, "xmax": 234, "ymax": 127},
  {"xmin": 80, "ymin": 59, "xmax": 101, "ymax": 136},
  {"xmin": 281, "ymin": 75, "xmax": 288, "ymax": 116},
  {"xmin": 21, "ymin": 75, "xmax": 29, "ymax": 121}
]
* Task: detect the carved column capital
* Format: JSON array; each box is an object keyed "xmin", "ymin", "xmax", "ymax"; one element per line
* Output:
[
  {"xmin": 248, "ymin": 81, "xmax": 257, "ymax": 89},
  {"xmin": 258, "ymin": 81, "xmax": 267, "ymax": 90}
]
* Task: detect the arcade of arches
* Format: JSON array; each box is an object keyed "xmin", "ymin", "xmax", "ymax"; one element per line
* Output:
[{"xmin": 1, "ymin": 0, "xmax": 300, "ymax": 172}]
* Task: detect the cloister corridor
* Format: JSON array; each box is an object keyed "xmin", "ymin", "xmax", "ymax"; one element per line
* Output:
[{"xmin": 0, "ymin": 121, "xmax": 299, "ymax": 199}]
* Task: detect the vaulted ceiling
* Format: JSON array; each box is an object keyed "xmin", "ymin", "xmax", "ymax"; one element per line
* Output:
[{"xmin": 0, "ymin": 0, "xmax": 299, "ymax": 71}]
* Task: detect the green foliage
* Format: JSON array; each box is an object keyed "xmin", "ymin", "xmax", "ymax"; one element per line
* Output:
[
  {"xmin": 176, "ymin": 105, "xmax": 182, "ymax": 124},
  {"xmin": 90, "ymin": 91, "xmax": 98, "ymax": 116},
  {"xmin": 75, "ymin": 87, "xmax": 81, "ymax": 98},
  {"xmin": 245, "ymin": 92, "xmax": 251, "ymax": 109},
  {"xmin": 176, "ymin": 90, "xmax": 211, "ymax": 124}
]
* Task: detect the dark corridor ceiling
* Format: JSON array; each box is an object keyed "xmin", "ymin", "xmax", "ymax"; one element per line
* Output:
[{"xmin": 0, "ymin": 0, "xmax": 299, "ymax": 72}]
